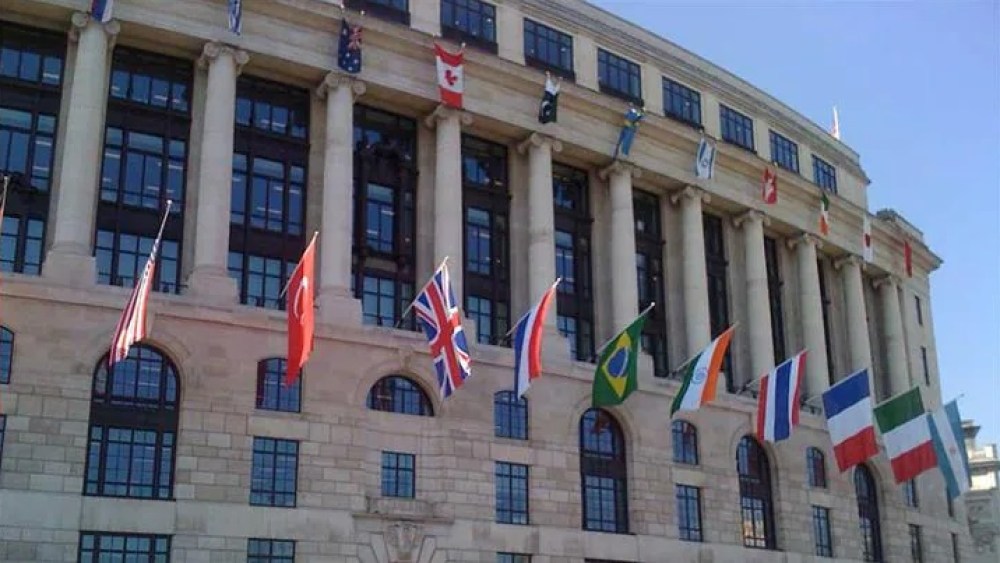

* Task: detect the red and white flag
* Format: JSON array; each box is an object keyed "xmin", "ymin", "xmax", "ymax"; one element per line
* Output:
[
  {"xmin": 903, "ymin": 239, "xmax": 913, "ymax": 277},
  {"xmin": 762, "ymin": 167, "xmax": 777, "ymax": 204},
  {"xmin": 862, "ymin": 215, "xmax": 873, "ymax": 262},
  {"xmin": 109, "ymin": 201, "xmax": 171, "ymax": 367},
  {"xmin": 286, "ymin": 233, "xmax": 317, "ymax": 386},
  {"xmin": 435, "ymin": 43, "xmax": 464, "ymax": 108}
]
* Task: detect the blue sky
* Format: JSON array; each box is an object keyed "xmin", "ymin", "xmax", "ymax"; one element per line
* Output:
[{"xmin": 589, "ymin": 0, "xmax": 1000, "ymax": 445}]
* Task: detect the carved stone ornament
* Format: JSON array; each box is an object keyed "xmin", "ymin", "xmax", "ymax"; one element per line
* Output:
[{"xmin": 384, "ymin": 521, "xmax": 423, "ymax": 562}]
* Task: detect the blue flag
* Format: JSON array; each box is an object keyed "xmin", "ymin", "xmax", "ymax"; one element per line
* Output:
[
  {"xmin": 614, "ymin": 106, "xmax": 645, "ymax": 159},
  {"xmin": 228, "ymin": 0, "xmax": 242, "ymax": 35},
  {"xmin": 90, "ymin": 0, "xmax": 114, "ymax": 23},
  {"xmin": 338, "ymin": 19, "xmax": 363, "ymax": 74}
]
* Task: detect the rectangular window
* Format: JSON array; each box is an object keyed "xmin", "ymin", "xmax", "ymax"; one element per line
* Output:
[
  {"xmin": 634, "ymin": 190, "xmax": 667, "ymax": 376},
  {"xmin": 248, "ymin": 539, "xmax": 295, "ymax": 563},
  {"xmin": 597, "ymin": 48, "xmax": 642, "ymax": 104},
  {"xmin": 0, "ymin": 415, "xmax": 5, "ymax": 463},
  {"xmin": 813, "ymin": 155, "xmax": 837, "ymax": 193},
  {"xmin": 818, "ymin": 259, "xmax": 836, "ymax": 385},
  {"xmin": 344, "ymin": 0, "xmax": 410, "ymax": 25},
  {"xmin": 256, "ymin": 358, "xmax": 301, "ymax": 413},
  {"xmin": 495, "ymin": 461, "xmax": 529, "ymax": 525},
  {"xmin": 812, "ymin": 505, "xmax": 833, "ymax": 557},
  {"xmin": 921, "ymin": 347, "xmax": 930, "ymax": 386},
  {"xmin": 250, "ymin": 437, "xmax": 298, "ymax": 507},
  {"xmin": 357, "ymin": 274, "xmax": 413, "ymax": 328},
  {"xmin": 228, "ymin": 251, "xmax": 294, "ymax": 310},
  {"xmin": 85, "ymin": 426, "xmax": 174, "ymax": 500},
  {"xmin": 462, "ymin": 135, "xmax": 510, "ymax": 346},
  {"xmin": 441, "ymin": 0, "xmax": 496, "ymax": 51},
  {"xmin": 904, "ymin": 478, "xmax": 919, "ymax": 508},
  {"xmin": 497, "ymin": 555, "xmax": 530, "ymax": 563},
  {"xmin": 79, "ymin": 532, "xmax": 170, "ymax": 562},
  {"xmin": 96, "ymin": 230, "xmax": 180, "ymax": 293},
  {"xmin": 381, "ymin": 451, "xmax": 415, "ymax": 498},
  {"xmin": 703, "ymin": 214, "xmax": 732, "ymax": 390},
  {"xmin": 662, "ymin": 77, "xmax": 701, "ymax": 127},
  {"xmin": 915, "ymin": 295, "xmax": 923, "ymax": 325},
  {"xmin": 0, "ymin": 328, "xmax": 10, "ymax": 383},
  {"xmin": 676, "ymin": 484, "xmax": 703, "ymax": 542},
  {"xmin": 720, "ymin": 105, "xmax": 754, "ymax": 151},
  {"xmin": 0, "ymin": 216, "xmax": 44, "ymax": 275},
  {"xmin": 523, "ymin": 19, "xmax": 574, "ymax": 79},
  {"xmin": 769, "ymin": 130, "xmax": 799, "ymax": 173},
  {"xmin": 952, "ymin": 533, "xmax": 960, "ymax": 562},
  {"xmin": 910, "ymin": 524, "xmax": 923, "ymax": 562},
  {"xmin": 763, "ymin": 236, "xmax": 786, "ymax": 364},
  {"xmin": 553, "ymin": 164, "xmax": 594, "ymax": 361}
]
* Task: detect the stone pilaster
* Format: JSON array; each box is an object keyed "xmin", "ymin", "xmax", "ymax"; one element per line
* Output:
[
  {"xmin": 599, "ymin": 161, "xmax": 641, "ymax": 329},
  {"xmin": 425, "ymin": 105, "xmax": 471, "ymax": 302},
  {"xmin": 733, "ymin": 209, "xmax": 774, "ymax": 379},
  {"xmin": 835, "ymin": 254, "xmax": 873, "ymax": 374},
  {"xmin": 517, "ymin": 132, "xmax": 563, "ymax": 329},
  {"xmin": 788, "ymin": 233, "xmax": 829, "ymax": 397},
  {"xmin": 44, "ymin": 13, "xmax": 119, "ymax": 284},
  {"xmin": 670, "ymin": 186, "xmax": 711, "ymax": 356},
  {"xmin": 874, "ymin": 275, "xmax": 910, "ymax": 395}
]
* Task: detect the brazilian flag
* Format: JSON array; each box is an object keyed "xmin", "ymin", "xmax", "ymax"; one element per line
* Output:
[{"xmin": 592, "ymin": 307, "xmax": 651, "ymax": 407}]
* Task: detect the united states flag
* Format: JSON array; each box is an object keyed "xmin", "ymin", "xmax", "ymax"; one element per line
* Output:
[{"xmin": 412, "ymin": 263, "xmax": 471, "ymax": 399}]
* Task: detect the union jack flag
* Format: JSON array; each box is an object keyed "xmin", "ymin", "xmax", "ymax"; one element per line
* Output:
[{"xmin": 412, "ymin": 263, "xmax": 472, "ymax": 399}]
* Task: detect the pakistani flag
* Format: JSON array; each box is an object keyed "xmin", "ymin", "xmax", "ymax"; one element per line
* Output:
[
  {"xmin": 592, "ymin": 306, "xmax": 652, "ymax": 407},
  {"xmin": 538, "ymin": 72, "xmax": 560, "ymax": 124}
]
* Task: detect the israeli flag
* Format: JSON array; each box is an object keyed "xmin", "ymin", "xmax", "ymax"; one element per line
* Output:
[
  {"xmin": 228, "ymin": 0, "xmax": 243, "ymax": 35},
  {"xmin": 90, "ymin": 0, "xmax": 114, "ymax": 23},
  {"xmin": 695, "ymin": 137, "xmax": 716, "ymax": 180}
]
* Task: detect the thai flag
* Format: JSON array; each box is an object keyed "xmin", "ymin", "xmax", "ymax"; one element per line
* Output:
[
  {"xmin": 90, "ymin": 0, "xmax": 114, "ymax": 23},
  {"xmin": 412, "ymin": 262, "xmax": 472, "ymax": 399},
  {"xmin": 512, "ymin": 279, "xmax": 559, "ymax": 398},
  {"xmin": 228, "ymin": 0, "xmax": 242, "ymax": 35},
  {"xmin": 822, "ymin": 368, "xmax": 880, "ymax": 472},
  {"xmin": 756, "ymin": 350, "xmax": 806, "ymax": 442}
]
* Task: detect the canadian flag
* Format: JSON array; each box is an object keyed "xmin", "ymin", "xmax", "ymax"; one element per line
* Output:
[
  {"xmin": 286, "ymin": 233, "xmax": 317, "ymax": 386},
  {"xmin": 435, "ymin": 43, "xmax": 464, "ymax": 108},
  {"xmin": 762, "ymin": 167, "xmax": 777, "ymax": 204}
]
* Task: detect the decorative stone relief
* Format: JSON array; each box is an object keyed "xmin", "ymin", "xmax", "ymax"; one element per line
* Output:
[{"xmin": 384, "ymin": 521, "xmax": 423, "ymax": 562}]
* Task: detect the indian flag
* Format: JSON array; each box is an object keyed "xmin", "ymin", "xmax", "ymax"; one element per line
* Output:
[
  {"xmin": 874, "ymin": 387, "xmax": 937, "ymax": 483},
  {"xmin": 670, "ymin": 326, "xmax": 735, "ymax": 416},
  {"xmin": 819, "ymin": 192, "xmax": 831, "ymax": 236}
]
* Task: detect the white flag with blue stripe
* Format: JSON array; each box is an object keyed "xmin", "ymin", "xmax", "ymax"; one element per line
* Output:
[
  {"xmin": 90, "ymin": 0, "xmax": 114, "ymax": 23},
  {"xmin": 927, "ymin": 400, "xmax": 971, "ymax": 499},
  {"xmin": 695, "ymin": 137, "xmax": 716, "ymax": 180},
  {"xmin": 228, "ymin": 0, "xmax": 243, "ymax": 35}
]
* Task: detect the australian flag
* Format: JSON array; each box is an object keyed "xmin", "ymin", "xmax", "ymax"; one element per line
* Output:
[
  {"xmin": 538, "ymin": 72, "xmax": 560, "ymax": 124},
  {"xmin": 338, "ymin": 19, "xmax": 363, "ymax": 74},
  {"xmin": 412, "ymin": 263, "xmax": 472, "ymax": 399}
]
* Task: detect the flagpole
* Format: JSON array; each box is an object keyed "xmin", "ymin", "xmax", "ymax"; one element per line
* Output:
[
  {"xmin": 279, "ymin": 231, "xmax": 319, "ymax": 300},
  {"xmin": 798, "ymin": 366, "xmax": 871, "ymax": 407},
  {"xmin": 872, "ymin": 383, "xmax": 922, "ymax": 408},
  {"xmin": 1, "ymin": 175, "xmax": 9, "ymax": 213},
  {"xmin": 591, "ymin": 302, "xmax": 655, "ymax": 359},
  {"xmin": 502, "ymin": 277, "xmax": 561, "ymax": 339},
  {"xmin": 395, "ymin": 256, "xmax": 449, "ymax": 328}
]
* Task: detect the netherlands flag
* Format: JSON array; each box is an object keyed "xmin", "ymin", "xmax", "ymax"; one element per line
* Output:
[
  {"xmin": 756, "ymin": 350, "xmax": 807, "ymax": 443},
  {"xmin": 822, "ymin": 368, "xmax": 880, "ymax": 472},
  {"xmin": 512, "ymin": 279, "xmax": 559, "ymax": 398}
]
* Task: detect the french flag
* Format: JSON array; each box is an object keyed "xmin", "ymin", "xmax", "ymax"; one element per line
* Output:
[
  {"xmin": 756, "ymin": 350, "xmax": 806, "ymax": 443},
  {"xmin": 822, "ymin": 368, "xmax": 880, "ymax": 472},
  {"xmin": 512, "ymin": 279, "xmax": 559, "ymax": 398},
  {"xmin": 90, "ymin": 0, "xmax": 114, "ymax": 23}
]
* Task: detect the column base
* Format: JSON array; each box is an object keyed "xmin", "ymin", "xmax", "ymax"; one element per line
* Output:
[
  {"xmin": 42, "ymin": 247, "xmax": 96, "ymax": 287},
  {"xmin": 317, "ymin": 286, "xmax": 362, "ymax": 327},
  {"xmin": 184, "ymin": 267, "xmax": 238, "ymax": 305}
]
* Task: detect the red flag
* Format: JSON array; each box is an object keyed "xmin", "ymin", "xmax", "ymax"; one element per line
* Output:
[
  {"xmin": 904, "ymin": 239, "xmax": 913, "ymax": 277},
  {"xmin": 434, "ymin": 43, "xmax": 464, "ymax": 108},
  {"xmin": 286, "ymin": 234, "xmax": 317, "ymax": 386},
  {"xmin": 762, "ymin": 167, "xmax": 777, "ymax": 204}
]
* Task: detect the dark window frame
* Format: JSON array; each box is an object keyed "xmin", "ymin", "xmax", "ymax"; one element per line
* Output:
[
  {"xmin": 250, "ymin": 436, "xmax": 299, "ymax": 507},
  {"xmin": 818, "ymin": 258, "xmax": 836, "ymax": 385},
  {"xmin": 78, "ymin": 531, "xmax": 171, "ymax": 561},
  {"xmin": 579, "ymin": 408, "xmax": 628, "ymax": 534},
  {"xmin": 597, "ymin": 48, "xmax": 642, "ymax": 105},
  {"xmin": 553, "ymin": 163, "xmax": 594, "ymax": 362},
  {"xmin": 909, "ymin": 524, "xmax": 924, "ymax": 563},
  {"xmin": 720, "ymin": 104, "xmax": 755, "ymax": 152},
  {"xmin": 494, "ymin": 390, "xmax": 528, "ymax": 440},
  {"xmin": 367, "ymin": 375, "xmax": 434, "ymax": 416},
  {"xmin": 812, "ymin": 505, "xmax": 834, "ymax": 557},
  {"xmin": 915, "ymin": 295, "xmax": 923, "ymax": 326},
  {"xmin": 737, "ymin": 436, "xmax": 776, "ymax": 550},
  {"xmin": 495, "ymin": 461, "xmax": 529, "ymax": 525},
  {"xmin": 763, "ymin": 236, "xmax": 786, "ymax": 364},
  {"xmin": 0, "ymin": 326, "xmax": 12, "ymax": 383},
  {"xmin": 634, "ymin": 189, "xmax": 667, "ymax": 376},
  {"xmin": 344, "ymin": 0, "xmax": 410, "ymax": 25},
  {"xmin": 441, "ymin": 0, "xmax": 497, "ymax": 53},
  {"xmin": 855, "ymin": 464, "xmax": 884, "ymax": 562},
  {"xmin": 672, "ymin": 420, "xmax": 699, "ymax": 465},
  {"xmin": 676, "ymin": 484, "xmax": 703, "ymax": 542},
  {"xmin": 662, "ymin": 77, "xmax": 702, "ymax": 128},
  {"xmin": 381, "ymin": 450, "xmax": 416, "ymax": 498},
  {"xmin": 497, "ymin": 554, "xmax": 531, "ymax": 563},
  {"xmin": 248, "ymin": 538, "xmax": 296, "ymax": 563},
  {"xmin": 255, "ymin": 358, "xmax": 302, "ymax": 413},
  {"xmin": 807, "ymin": 447, "xmax": 828, "ymax": 488},
  {"xmin": 921, "ymin": 347, "xmax": 930, "ymax": 386},
  {"xmin": 0, "ymin": 414, "xmax": 6, "ymax": 463},
  {"xmin": 769, "ymin": 130, "xmax": 800, "ymax": 173},
  {"xmin": 704, "ymin": 213, "xmax": 733, "ymax": 390},
  {"xmin": 813, "ymin": 155, "xmax": 838, "ymax": 193},
  {"xmin": 523, "ymin": 19, "xmax": 574, "ymax": 80},
  {"xmin": 903, "ymin": 478, "xmax": 919, "ymax": 508},
  {"xmin": 952, "ymin": 533, "xmax": 961, "ymax": 562}
]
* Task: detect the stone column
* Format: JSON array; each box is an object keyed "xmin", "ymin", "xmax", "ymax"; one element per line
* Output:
[
  {"xmin": 185, "ymin": 42, "xmax": 248, "ymax": 301},
  {"xmin": 875, "ymin": 275, "xmax": 910, "ymax": 395},
  {"xmin": 425, "ymin": 105, "xmax": 471, "ymax": 302},
  {"xmin": 316, "ymin": 72, "xmax": 366, "ymax": 324},
  {"xmin": 517, "ymin": 133, "xmax": 562, "ymax": 329},
  {"xmin": 600, "ymin": 161, "xmax": 641, "ymax": 329},
  {"xmin": 670, "ymin": 186, "xmax": 711, "ymax": 356},
  {"xmin": 788, "ymin": 234, "xmax": 829, "ymax": 397},
  {"xmin": 835, "ymin": 255, "xmax": 873, "ymax": 373},
  {"xmin": 734, "ymin": 210, "xmax": 774, "ymax": 379},
  {"xmin": 44, "ymin": 13, "xmax": 119, "ymax": 283}
]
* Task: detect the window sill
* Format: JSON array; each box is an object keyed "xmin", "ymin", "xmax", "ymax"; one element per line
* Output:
[
  {"xmin": 598, "ymin": 84, "xmax": 643, "ymax": 107},
  {"xmin": 365, "ymin": 494, "xmax": 436, "ymax": 520},
  {"xmin": 663, "ymin": 112, "xmax": 704, "ymax": 131},
  {"xmin": 345, "ymin": 2, "xmax": 410, "ymax": 26},
  {"xmin": 440, "ymin": 27, "xmax": 498, "ymax": 54},
  {"xmin": 722, "ymin": 139, "xmax": 757, "ymax": 156},
  {"xmin": 525, "ymin": 57, "xmax": 575, "ymax": 83}
]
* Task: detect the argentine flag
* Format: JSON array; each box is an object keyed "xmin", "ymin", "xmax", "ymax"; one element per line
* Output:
[{"xmin": 927, "ymin": 400, "xmax": 971, "ymax": 499}]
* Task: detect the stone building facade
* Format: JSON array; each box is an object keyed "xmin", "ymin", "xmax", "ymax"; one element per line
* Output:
[
  {"xmin": 0, "ymin": 0, "xmax": 970, "ymax": 561},
  {"xmin": 964, "ymin": 420, "xmax": 1000, "ymax": 562}
]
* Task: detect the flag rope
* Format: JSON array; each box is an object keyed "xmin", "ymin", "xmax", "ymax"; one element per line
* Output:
[
  {"xmin": 279, "ymin": 231, "xmax": 319, "ymax": 300},
  {"xmin": 502, "ymin": 277, "xmax": 561, "ymax": 339},
  {"xmin": 592, "ymin": 302, "xmax": 655, "ymax": 359},
  {"xmin": 396, "ymin": 256, "xmax": 449, "ymax": 328}
]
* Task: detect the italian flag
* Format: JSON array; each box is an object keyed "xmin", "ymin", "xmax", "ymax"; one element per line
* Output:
[
  {"xmin": 670, "ymin": 326, "xmax": 734, "ymax": 416},
  {"xmin": 873, "ymin": 387, "xmax": 938, "ymax": 483}
]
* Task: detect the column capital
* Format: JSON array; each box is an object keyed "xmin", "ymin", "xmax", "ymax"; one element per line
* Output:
[
  {"xmin": 517, "ymin": 131, "xmax": 562, "ymax": 155},
  {"xmin": 424, "ymin": 104, "xmax": 472, "ymax": 129},
  {"xmin": 732, "ymin": 208, "xmax": 769, "ymax": 229},
  {"xmin": 598, "ymin": 160, "xmax": 642, "ymax": 181},
  {"xmin": 669, "ymin": 185, "xmax": 710, "ymax": 206},
  {"xmin": 786, "ymin": 232, "xmax": 822, "ymax": 251},
  {"xmin": 872, "ymin": 274, "xmax": 899, "ymax": 290},
  {"xmin": 317, "ymin": 71, "xmax": 366, "ymax": 99},
  {"xmin": 69, "ymin": 12, "xmax": 120, "ymax": 43},
  {"xmin": 833, "ymin": 253, "xmax": 863, "ymax": 271},
  {"xmin": 198, "ymin": 42, "xmax": 250, "ymax": 74}
]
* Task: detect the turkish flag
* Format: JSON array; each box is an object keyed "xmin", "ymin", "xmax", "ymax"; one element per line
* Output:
[
  {"xmin": 435, "ymin": 43, "xmax": 464, "ymax": 108},
  {"xmin": 286, "ymin": 234, "xmax": 317, "ymax": 386}
]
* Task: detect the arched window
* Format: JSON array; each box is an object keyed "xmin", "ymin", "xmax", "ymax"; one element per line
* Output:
[
  {"xmin": 256, "ymin": 358, "xmax": 301, "ymax": 413},
  {"xmin": 855, "ymin": 464, "xmax": 883, "ymax": 562},
  {"xmin": 0, "ymin": 326, "xmax": 13, "ymax": 383},
  {"xmin": 367, "ymin": 376, "xmax": 433, "ymax": 416},
  {"xmin": 672, "ymin": 420, "xmax": 698, "ymax": 465},
  {"xmin": 806, "ymin": 447, "xmax": 827, "ymax": 488},
  {"xmin": 493, "ymin": 391, "xmax": 527, "ymax": 440},
  {"xmin": 579, "ymin": 408, "xmax": 628, "ymax": 533},
  {"xmin": 85, "ymin": 344, "xmax": 178, "ymax": 499},
  {"xmin": 737, "ymin": 436, "xmax": 776, "ymax": 549}
]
